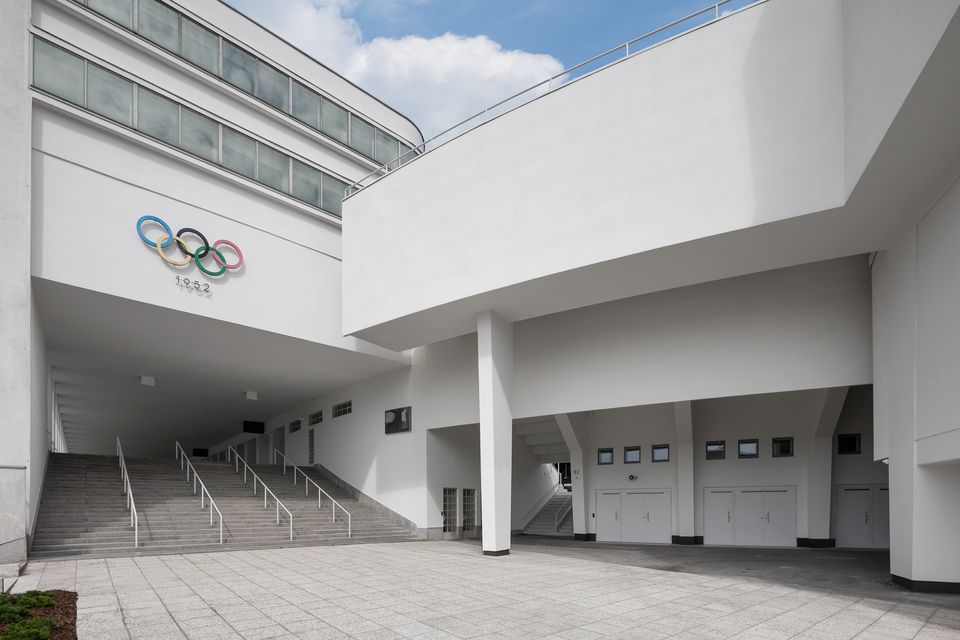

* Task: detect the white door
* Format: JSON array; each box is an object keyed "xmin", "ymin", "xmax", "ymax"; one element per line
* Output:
[
  {"xmin": 620, "ymin": 492, "xmax": 646, "ymax": 543},
  {"xmin": 734, "ymin": 490, "xmax": 765, "ymax": 546},
  {"xmin": 703, "ymin": 489, "xmax": 735, "ymax": 545},
  {"xmin": 642, "ymin": 491, "xmax": 672, "ymax": 543},
  {"xmin": 596, "ymin": 491, "xmax": 621, "ymax": 542},
  {"xmin": 837, "ymin": 487, "xmax": 873, "ymax": 548},
  {"xmin": 762, "ymin": 489, "xmax": 796, "ymax": 547},
  {"xmin": 872, "ymin": 488, "xmax": 890, "ymax": 549}
]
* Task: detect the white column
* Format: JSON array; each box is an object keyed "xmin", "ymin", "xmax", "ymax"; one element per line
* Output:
[
  {"xmin": 555, "ymin": 413, "xmax": 587, "ymax": 538},
  {"xmin": 674, "ymin": 402, "xmax": 695, "ymax": 542},
  {"xmin": 808, "ymin": 387, "xmax": 847, "ymax": 543},
  {"xmin": 477, "ymin": 311, "xmax": 513, "ymax": 555},
  {"xmin": 0, "ymin": 0, "xmax": 33, "ymax": 572}
]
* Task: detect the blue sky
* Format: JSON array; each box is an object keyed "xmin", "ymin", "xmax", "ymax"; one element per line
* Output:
[
  {"xmin": 351, "ymin": 0, "xmax": 711, "ymax": 67},
  {"xmin": 227, "ymin": 0, "xmax": 740, "ymax": 138}
]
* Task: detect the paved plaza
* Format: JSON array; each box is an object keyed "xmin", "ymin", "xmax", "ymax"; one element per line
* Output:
[{"xmin": 9, "ymin": 540, "xmax": 960, "ymax": 640}]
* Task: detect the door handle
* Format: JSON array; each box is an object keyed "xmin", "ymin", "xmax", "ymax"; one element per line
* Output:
[
  {"xmin": 727, "ymin": 511, "xmax": 731, "ymax": 523},
  {"xmin": 865, "ymin": 512, "xmax": 870, "ymax": 525},
  {"xmin": 615, "ymin": 511, "xmax": 619, "ymax": 521},
  {"xmin": 645, "ymin": 510, "xmax": 650, "ymax": 521}
]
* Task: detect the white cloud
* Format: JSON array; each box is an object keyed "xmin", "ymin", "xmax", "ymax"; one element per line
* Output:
[{"xmin": 227, "ymin": 0, "xmax": 564, "ymax": 139}]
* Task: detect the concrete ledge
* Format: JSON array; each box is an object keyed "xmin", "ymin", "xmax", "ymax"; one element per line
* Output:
[
  {"xmin": 483, "ymin": 549, "xmax": 510, "ymax": 557},
  {"xmin": 891, "ymin": 574, "xmax": 960, "ymax": 593},
  {"xmin": 573, "ymin": 533, "xmax": 596, "ymax": 542}
]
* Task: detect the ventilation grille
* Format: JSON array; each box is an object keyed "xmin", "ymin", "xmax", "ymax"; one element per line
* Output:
[
  {"xmin": 308, "ymin": 411, "xmax": 322, "ymax": 426},
  {"xmin": 308, "ymin": 429, "xmax": 315, "ymax": 465},
  {"xmin": 333, "ymin": 401, "xmax": 352, "ymax": 418},
  {"xmin": 289, "ymin": 419, "xmax": 302, "ymax": 433}
]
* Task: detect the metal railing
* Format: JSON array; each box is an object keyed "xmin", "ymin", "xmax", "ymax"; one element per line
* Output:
[
  {"xmin": 555, "ymin": 494, "xmax": 573, "ymax": 532},
  {"xmin": 174, "ymin": 442, "xmax": 224, "ymax": 544},
  {"xmin": 227, "ymin": 446, "xmax": 294, "ymax": 540},
  {"xmin": 344, "ymin": 0, "xmax": 762, "ymax": 199},
  {"xmin": 115, "ymin": 437, "xmax": 139, "ymax": 547},
  {"xmin": 274, "ymin": 449, "xmax": 352, "ymax": 538}
]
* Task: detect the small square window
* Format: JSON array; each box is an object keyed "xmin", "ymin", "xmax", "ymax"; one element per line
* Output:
[
  {"xmin": 837, "ymin": 433, "xmax": 861, "ymax": 455},
  {"xmin": 288, "ymin": 419, "xmax": 301, "ymax": 434},
  {"xmin": 651, "ymin": 444, "xmax": 669, "ymax": 463},
  {"xmin": 772, "ymin": 437, "xmax": 794, "ymax": 457},
  {"xmin": 738, "ymin": 439, "xmax": 759, "ymax": 459},
  {"xmin": 705, "ymin": 440, "xmax": 725, "ymax": 460},
  {"xmin": 597, "ymin": 448, "xmax": 614, "ymax": 465},
  {"xmin": 624, "ymin": 446, "xmax": 641, "ymax": 464}
]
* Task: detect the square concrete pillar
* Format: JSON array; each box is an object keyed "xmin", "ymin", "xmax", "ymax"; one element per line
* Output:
[
  {"xmin": 674, "ymin": 402, "xmax": 695, "ymax": 542},
  {"xmin": 477, "ymin": 311, "xmax": 513, "ymax": 555}
]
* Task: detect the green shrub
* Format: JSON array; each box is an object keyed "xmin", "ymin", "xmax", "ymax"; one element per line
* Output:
[
  {"xmin": 4, "ymin": 591, "xmax": 56, "ymax": 610},
  {"xmin": 0, "ymin": 602, "xmax": 26, "ymax": 624},
  {"xmin": 6, "ymin": 594, "xmax": 53, "ymax": 611},
  {"xmin": 0, "ymin": 617, "xmax": 54, "ymax": 640}
]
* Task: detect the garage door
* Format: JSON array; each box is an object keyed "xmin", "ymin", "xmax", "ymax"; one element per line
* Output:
[
  {"xmin": 596, "ymin": 489, "xmax": 671, "ymax": 543},
  {"xmin": 704, "ymin": 486, "xmax": 796, "ymax": 547}
]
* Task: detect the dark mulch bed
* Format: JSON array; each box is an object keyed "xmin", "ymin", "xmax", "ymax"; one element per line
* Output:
[{"xmin": 0, "ymin": 590, "xmax": 76, "ymax": 640}]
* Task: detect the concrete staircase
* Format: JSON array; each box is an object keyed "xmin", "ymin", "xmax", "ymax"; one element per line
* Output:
[
  {"xmin": 523, "ymin": 491, "xmax": 573, "ymax": 537},
  {"xmin": 30, "ymin": 453, "xmax": 416, "ymax": 559}
]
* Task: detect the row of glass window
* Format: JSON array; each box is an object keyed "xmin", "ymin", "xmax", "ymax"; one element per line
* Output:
[
  {"xmin": 33, "ymin": 38, "xmax": 348, "ymax": 217},
  {"xmin": 598, "ymin": 445, "xmax": 670, "ymax": 465},
  {"xmin": 73, "ymin": 0, "xmax": 414, "ymax": 167}
]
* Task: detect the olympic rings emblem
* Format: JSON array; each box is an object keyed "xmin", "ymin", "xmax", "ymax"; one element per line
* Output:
[{"xmin": 136, "ymin": 215, "xmax": 244, "ymax": 277}]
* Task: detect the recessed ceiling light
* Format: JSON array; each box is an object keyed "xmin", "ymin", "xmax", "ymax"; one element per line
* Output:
[
  {"xmin": 140, "ymin": 376, "xmax": 156, "ymax": 387},
  {"xmin": 245, "ymin": 391, "xmax": 258, "ymax": 401}
]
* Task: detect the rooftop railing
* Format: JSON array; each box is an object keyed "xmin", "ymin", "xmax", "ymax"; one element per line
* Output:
[{"xmin": 344, "ymin": 0, "xmax": 764, "ymax": 199}]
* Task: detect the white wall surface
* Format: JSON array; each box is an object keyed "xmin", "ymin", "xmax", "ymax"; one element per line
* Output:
[
  {"xmin": 583, "ymin": 405, "xmax": 678, "ymax": 535},
  {"xmin": 31, "ymin": 108, "xmax": 395, "ymax": 361},
  {"xmin": 841, "ymin": 0, "xmax": 960, "ymax": 196},
  {"xmin": 343, "ymin": 0, "xmax": 850, "ymax": 342},
  {"xmin": 425, "ymin": 425, "xmax": 480, "ymax": 531},
  {"xmin": 513, "ymin": 257, "xmax": 872, "ymax": 417},
  {"xmin": 511, "ymin": 436, "xmax": 558, "ymax": 529},
  {"xmin": 832, "ymin": 386, "xmax": 887, "ymax": 486},
  {"xmin": 692, "ymin": 391, "xmax": 826, "ymax": 538},
  {"xmin": 29, "ymin": 297, "xmax": 49, "ymax": 538}
]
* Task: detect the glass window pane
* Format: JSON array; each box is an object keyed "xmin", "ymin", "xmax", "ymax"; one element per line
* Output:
[
  {"xmin": 181, "ymin": 17, "xmax": 218, "ymax": 74},
  {"xmin": 292, "ymin": 81, "xmax": 319, "ymax": 129},
  {"xmin": 137, "ymin": 0, "xmax": 179, "ymax": 52},
  {"xmin": 136, "ymin": 87, "xmax": 179, "ymax": 145},
  {"xmin": 321, "ymin": 174, "xmax": 347, "ymax": 216},
  {"xmin": 624, "ymin": 447, "xmax": 641, "ymax": 464},
  {"xmin": 257, "ymin": 61, "xmax": 288, "ymax": 111},
  {"xmin": 597, "ymin": 449, "xmax": 613, "ymax": 465},
  {"xmin": 374, "ymin": 129, "xmax": 398, "ymax": 165},
  {"xmin": 292, "ymin": 161, "xmax": 321, "ymax": 207},
  {"xmin": 33, "ymin": 40, "xmax": 85, "ymax": 105},
  {"xmin": 398, "ymin": 142, "xmax": 413, "ymax": 166},
  {"xmin": 86, "ymin": 64, "xmax": 133, "ymax": 125},
  {"xmin": 652, "ymin": 444, "xmax": 670, "ymax": 462},
  {"xmin": 222, "ymin": 41, "xmax": 255, "ymax": 94},
  {"xmin": 88, "ymin": 0, "xmax": 133, "ymax": 28},
  {"xmin": 349, "ymin": 116, "xmax": 374, "ymax": 157},
  {"xmin": 222, "ymin": 127, "xmax": 255, "ymax": 178},
  {"xmin": 257, "ymin": 144, "xmax": 288, "ymax": 192},
  {"xmin": 180, "ymin": 108, "xmax": 218, "ymax": 162},
  {"xmin": 320, "ymin": 97, "xmax": 348, "ymax": 144}
]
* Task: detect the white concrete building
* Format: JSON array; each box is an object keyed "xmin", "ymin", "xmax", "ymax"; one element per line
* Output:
[{"xmin": 3, "ymin": 0, "xmax": 960, "ymax": 594}]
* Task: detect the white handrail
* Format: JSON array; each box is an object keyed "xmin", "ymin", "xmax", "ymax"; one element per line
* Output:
[
  {"xmin": 344, "ymin": 0, "xmax": 762, "ymax": 198},
  {"xmin": 115, "ymin": 437, "xmax": 139, "ymax": 548},
  {"xmin": 227, "ymin": 446, "xmax": 294, "ymax": 540},
  {"xmin": 555, "ymin": 494, "xmax": 573, "ymax": 532},
  {"xmin": 274, "ymin": 449, "xmax": 351, "ymax": 538},
  {"xmin": 174, "ymin": 442, "xmax": 224, "ymax": 544}
]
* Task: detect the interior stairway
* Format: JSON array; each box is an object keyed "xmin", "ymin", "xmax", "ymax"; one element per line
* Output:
[
  {"xmin": 522, "ymin": 491, "xmax": 574, "ymax": 537},
  {"xmin": 30, "ymin": 452, "xmax": 416, "ymax": 559}
]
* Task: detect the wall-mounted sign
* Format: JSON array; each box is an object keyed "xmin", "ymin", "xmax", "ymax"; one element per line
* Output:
[
  {"xmin": 385, "ymin": 407, "xmax": 411, "ymax": 434},
  {"xmin": 136, "ymin": 215, "xmax": 244, "ymax": 279}
]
